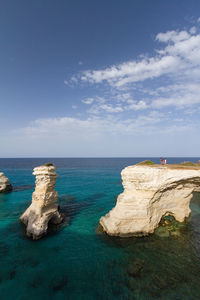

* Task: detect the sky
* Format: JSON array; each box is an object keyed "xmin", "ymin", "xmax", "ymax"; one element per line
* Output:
[{"xmin": 1, "ymin": 0, "xmax": 200, "ymax": 157}]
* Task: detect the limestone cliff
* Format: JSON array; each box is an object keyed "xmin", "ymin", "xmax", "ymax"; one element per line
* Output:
[
  {"xmin": 0, "ymin": 172, "xmax": 12, "ymax": 193},
  {"xmin": 100, "ymin": 164, "xmax": 200, "ymax": 237},
  {"xmin": 20, "ymin": 164, "xmax": 63, "ymax": 239}
]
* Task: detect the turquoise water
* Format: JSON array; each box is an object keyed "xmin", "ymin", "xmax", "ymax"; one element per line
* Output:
[{"xmin": 0, "ymin": 158, "xmax": 200, "ymax": 300}]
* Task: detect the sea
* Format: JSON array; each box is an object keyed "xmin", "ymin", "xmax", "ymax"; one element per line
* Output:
[{"xmin": 0, "ymin": 157, "xmax": 200, "ymax": 300}]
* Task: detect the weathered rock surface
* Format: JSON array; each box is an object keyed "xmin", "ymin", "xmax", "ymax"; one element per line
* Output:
[
  {"xmin": 0, "ymin": 172, "xmax": 12, "ymax": 193},
  {"xmin": 20, "ymin": 164, "xmax": 63, "ymax": 239},
  {"xmin": 100, "ymin": 164, "xmax": 200, "ymax": 236}
]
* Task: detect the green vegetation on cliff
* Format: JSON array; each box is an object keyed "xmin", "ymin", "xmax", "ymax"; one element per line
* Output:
[{"xmin": 137, "ymin": 160, "xmax": 155, "ymax": 166}]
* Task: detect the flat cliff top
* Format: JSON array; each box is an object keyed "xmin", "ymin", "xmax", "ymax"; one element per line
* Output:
[
  {"xmin": 135, "ymin": 160, "xmax": 200, "ymax": 170},
  {"xmin": 33, "ymin": 164, "xmax": 57, "ymax": 176}
]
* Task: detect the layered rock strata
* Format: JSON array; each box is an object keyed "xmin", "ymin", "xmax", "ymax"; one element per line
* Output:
[
  {"xmin": 100, "ymin": 164, "xmax": 200, "ymax": 237},
  {"xmin": 0, "ymin": 172, "xmax": 12, "ymax": 193},
  {"xmin": 20, "ymin": 164, "xmax": 63, "ymax": 239}
]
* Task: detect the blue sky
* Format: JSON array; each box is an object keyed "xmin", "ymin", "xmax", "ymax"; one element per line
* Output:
[{"xmin": 1, "ymin": 0, "xmax": 200, "ymax": 157}]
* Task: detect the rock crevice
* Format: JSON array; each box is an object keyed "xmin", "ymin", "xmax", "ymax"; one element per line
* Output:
[
  {"xmin": 100, "ymin": 165, "xmax": 200, "ymax": 236},
  {"xmin": 20, "ymin": 164, "xmax": 63, "ymax": 239}
]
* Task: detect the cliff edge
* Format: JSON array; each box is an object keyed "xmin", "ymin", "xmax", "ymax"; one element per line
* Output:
[{"xmin": 100, "ymin": 163, "xmax": 200, "ymax": 237}]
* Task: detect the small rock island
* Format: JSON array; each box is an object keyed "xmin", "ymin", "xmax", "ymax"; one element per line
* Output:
[
  {"xmin": 100, "ymin": 161, "xmax": 200, "ymax": 237},
  {"xmin": 20, "ymin": 164, "xmax": 63, "ymax": 239},
  {"xmin": 0, "ymin": 172, "xmax": 12, "ymax": 193}
]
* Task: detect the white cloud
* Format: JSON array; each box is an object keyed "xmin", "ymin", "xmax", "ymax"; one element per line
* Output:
[
  {"xmin": 16, "ymin": 113, "xmax": 189, "ymax": 139},
  {"xmin": 2, "ymin": 110, "xmax": 198, "ymax": 156},
  {"xmin": 126, "ymin": 100, "xmax": 148, "ymax": 110},
  {"xmin": 86, "ymin": 95, "xmax": 148, "ymax": 114},
  {"xmin": 151, "ymin": 83, "xmax": 200, "ymax": 108},
  {"xmin": 90, "ymin": 104, "xmax": 124, "ymax": 113},
  {"xmin": 71, "ymin": 76, "xmax": 78, "ymax": 83},
  {"xmin": 190, "ymin": 26, "xmax": 196, "ymax": 34},
  {"xmin": 80, "ymin": 55, "xmax": 182, "ymax": 88},
  {"xmin": 115, "ymin": 93, "xmax": 132, "ymax": 102},
  {"xmin": 82, "ymin": 98, "xmax": 94, "ymax": 105},
  {"xmin": 156, "ymin": 30, "xmax": 190, "ymax": 43},
  {"xmin": 71, "ymin": 22, "xmax": 200, "ymax": 90},
  {"xmin": 68, "ymin": 21, "xmax": 200, "ymax": 113}
]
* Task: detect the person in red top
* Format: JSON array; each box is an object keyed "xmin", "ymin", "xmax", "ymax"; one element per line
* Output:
[{"xmin": 160, "ymin": 158, "xmax": 167, "ymax": 165}]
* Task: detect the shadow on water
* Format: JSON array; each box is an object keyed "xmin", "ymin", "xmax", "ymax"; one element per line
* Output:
[
  {"xmin": 58, "ymin": 192, "xmax": 105, "ymax": 221},
  {"xmin": 47, "ymin": 193, "xmax": 105, "ymax": 237},
  {"xmin": 12, "ymin": 185, "xmax": 34, "ymax": 192},
  {"xmin": 1, "ymin": 192, "xmax": 105, "ymax": 242}
]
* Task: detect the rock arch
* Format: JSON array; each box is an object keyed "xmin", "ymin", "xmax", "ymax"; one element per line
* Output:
[{"xmin": 100, "ymin": 165, "xmax": 200, "ymax": 237}]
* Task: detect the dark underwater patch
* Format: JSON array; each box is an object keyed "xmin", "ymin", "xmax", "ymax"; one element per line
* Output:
[
  {"xmin": 0, "ymin": 242, "xmax": 9, "ymax": 257},
  {"xmin": 9, "ymin": 270, "xmax": 16, "ymax": 280},
  {"xmin": 51, "ymin": 275, "xmax": 68, "ymax": 292},
  {"xmin": 12, "ymin": 185, "xmax": 34, "ymax": 192},
  {"xmin": 30, "ymin": 275, "xmax": 42, "ymax": 288},
  {"xmin": 59, "ymin": 193, "xmax": 105, "ymax": 220}
]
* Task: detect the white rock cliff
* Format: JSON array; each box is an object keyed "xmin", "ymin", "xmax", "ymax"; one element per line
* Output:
[
  {"xmin": 20, "ymin": 164, "xmax": 63, "ymax": 239},
  {"xmin": 0, "ymin": 172, "xmax": 12, "ymax": 193},
  {"xmin": 100, "ymin": 164, "xmax": 200, "ymax": 236}
]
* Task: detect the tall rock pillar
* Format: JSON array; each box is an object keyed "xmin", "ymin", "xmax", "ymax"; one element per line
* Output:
[{"xmin": 20, "ymin": 164, "xmax": 63, "ymax": 239}]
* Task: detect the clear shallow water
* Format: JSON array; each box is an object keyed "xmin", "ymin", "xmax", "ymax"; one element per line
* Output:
[{"xmin": 0, "ymin": 157, "xmax": 200, "ymax": 300}]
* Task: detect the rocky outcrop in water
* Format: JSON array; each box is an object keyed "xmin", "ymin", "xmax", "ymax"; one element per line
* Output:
[
  {"xmin": 0, "ymin": 172, "xmax": 12, "ymax": 193},
  {"xmin": 20, "ymin": 164, "xmax": 63, "ymax": 239},
  {"xmin": 100, "ymin": 164, "xmax": 200, "ymax": 237}
]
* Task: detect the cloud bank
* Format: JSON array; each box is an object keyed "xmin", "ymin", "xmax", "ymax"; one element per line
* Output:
[
  {"xmin": 72, "ymin": 22, "xmax": 200, "ymax": 114},
  {"xmin": 3, "ymin": 20, "xmax": 200, "ymax": 157}
]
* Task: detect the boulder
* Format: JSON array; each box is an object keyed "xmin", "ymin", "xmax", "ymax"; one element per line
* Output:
[{"xmin": 0, "ymin": 172, "xmax": 12, "ymax": 193}]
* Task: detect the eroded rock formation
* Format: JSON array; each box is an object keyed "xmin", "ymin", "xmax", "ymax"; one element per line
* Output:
[
  {"xmin": 20, "ymin": 164, "xmax": 63, "ymax": 239},
  {"xmin": 100, "ymin": 164, "xmax": 200, "ymax": 236},
  {"xmin": 0, "ymin": 172, "xmax": 12, "ymax": 193}
]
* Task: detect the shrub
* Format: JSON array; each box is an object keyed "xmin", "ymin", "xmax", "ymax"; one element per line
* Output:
[
  {"xmin": 179, "ymin": 161, "xmax": 197, "ymax": 166},
  {"xmin": 137, "ymin": 160, "xmax": 155, "ymax": 165},
  {"xmin": 44, "ymin": 163, "xmax": 54, "ymax": 167}
]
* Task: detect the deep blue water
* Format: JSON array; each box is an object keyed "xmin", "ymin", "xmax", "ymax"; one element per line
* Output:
[{"xmin": 0, "ymin": 157, "xmax": 200, "ymax": 300}]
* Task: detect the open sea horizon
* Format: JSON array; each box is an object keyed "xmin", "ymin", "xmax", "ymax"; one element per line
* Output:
[{"xmin": 0, "ymin": 157, "xmax": 200, "ymax": 300}]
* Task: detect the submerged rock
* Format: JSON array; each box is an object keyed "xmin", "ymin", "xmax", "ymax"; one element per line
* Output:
[
  {"xmin": 0, "ymin": 172, "xmax": 12, "ymax": 193},
  {"xmin": 20, "ymin": 164, "xmax": 63, "ymax": 240},
  {"xmin": 51, "ymin": 275, "xmax": 68, "ymax": 292},
  {"xmin": 155, "ymin": 215, "xmax": 184, "ymax": 237},
  {"xmin": 100, "ymin": 164, "xmax": 200, "ymax": 237},
  {"xmin": 127, "ymin": 258, "xmax": 144, "ymax": 277},
  {"xmin": 154, "ymin": 226, "xmax": 170, "ymax": 238}
]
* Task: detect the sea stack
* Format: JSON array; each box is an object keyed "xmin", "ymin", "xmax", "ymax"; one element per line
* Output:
[
  {"xmin": 20, "ymin": 164, "xmax": 63, "ymax": 239},
  {"xmin": 0, "ymin": 172, "xmax": 12, "ymax": 193},
  {"xmin": 100, "ymin": 163, "xmax": 200, "ymax": 237}
]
